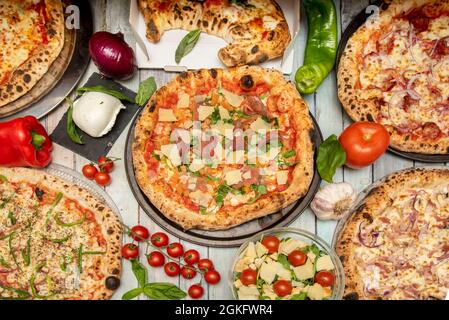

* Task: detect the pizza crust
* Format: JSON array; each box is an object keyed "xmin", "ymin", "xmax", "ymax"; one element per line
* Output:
[{"xmin": 132, "ymin": 66, "xmax": 314, "ymax": 230}]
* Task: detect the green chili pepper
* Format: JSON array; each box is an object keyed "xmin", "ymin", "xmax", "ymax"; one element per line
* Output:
[
  {"xmin": 54, "ymin": 212, "xmax": 86, "ymax": 227},
  {"xmin": 8, "ymin": 232, "xmax": 21, "ymax": 271},
  {"xmin": 60, "ymin": 254, "xmax": 73, "ymax": 272},
  {"xmin": 45, "ymin": 192, "xmax": 63, "ymax": 227},
  {"xmin": 0, "ymin": 192, "xmax": 15, "ymax": 209},
  {"xmin": 0, "ymin": 255, "xmax": 11, "ymax": 268},
  {"xmin": 42, "ymin": 233, "xmax": 72, "ymax": 244},
  {"xmin": 0, "ymin": 285, "xmax": 31, "ymax": 300},
  {"xmin": 0, "ymin": 175, "xmax": 7, "ymax": 182},
  {"xmin": 21, "ymin": 237, "xmax": 31, "ymax": 267},
  {"xmin": 295, "ymin": 0, "xmax": 338, "ymax": 94},
  {"xmin": 77, "ymin": 244, "xmax": 105, "ymax": 273}
]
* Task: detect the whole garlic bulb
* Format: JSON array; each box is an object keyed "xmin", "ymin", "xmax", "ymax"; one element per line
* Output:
[{"xmin": 310, "ymin": 182, "xmax": 356, "ymax": 220}]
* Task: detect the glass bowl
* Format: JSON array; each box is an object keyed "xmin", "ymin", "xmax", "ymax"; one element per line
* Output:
[{"xmin": 229, "ymin": 227, "xmax": 345, "ymax": 300}]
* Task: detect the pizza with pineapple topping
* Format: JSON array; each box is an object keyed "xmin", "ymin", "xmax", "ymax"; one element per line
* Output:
[
  {"xmin": 338, "ymin": 0, "xmax": 449, "ymax": 154},
  {"xmin": 132, "ymin": 67, "xmax": 315, "ymax": 230},
  {"xmin": 336, "ymin": 168, "xmax": 449, "ymax": 300},
  {"xmin": 0, "ymin": 167, "xmax": 122, "ymax": 300},
  {"xmin": 138, "ymin": 0, "xmax": 291, "ymax": 67}
]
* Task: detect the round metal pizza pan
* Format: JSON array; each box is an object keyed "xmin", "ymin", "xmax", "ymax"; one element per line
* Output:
[
  {"xmin": 336, "ymin": 1, "xmax": 449, "ymax": 163},
  {"xmin": 1, "ymin": 0, "xmax": 92, "ymax": 121},
  {"xmin": 124, "ymin": 111, "xmax": 323, "ymax": 248}
]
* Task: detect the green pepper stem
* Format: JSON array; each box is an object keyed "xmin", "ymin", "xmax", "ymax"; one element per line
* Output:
[{"xmin": 31, "ymin": 131, "xmax": 46, "ymax": 150}]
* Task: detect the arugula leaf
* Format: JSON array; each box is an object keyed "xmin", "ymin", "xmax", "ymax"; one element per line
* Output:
[
  {"xmin": 131, "ymin": 259, "xmax": 147, "ymax": 288},
  {"xmin": 283, "ymin": 150, "xmax": 296, "ymax": 158},
  {"xmin": 247, "ymin": 184, "xmax": 268, "ymax": 204},
  {"xmin": 316, "ymin": 134, "xmax": 346, "ymax": 183},
  {"xmin": 143, "ymin": 283, "xmax": 187, "ymax": 300},
  {"xmin": 199, "ymin": 206, "xmax": 207, "ymax": 215},
  {"xmin": 175, "ymin": 29, "xmax": 202, "ymax": 64},
  {"xmin": 230, "ymin": 0, "xmax": 255, "ymax": 8},
  {"xmin": 215, "ymin": 184, "xmax": 243, "ymax": 207},
  {"xmin": 66, "ymin": 98, "xmax": 84, "ymax": 145},
  {"xmin": 291, "ymin": 292, "xmax": 308, "ymax": 300},
  {"xmin": 122, "ymin": 288, "xmax": 143, "ymax": 300},
  {"xmin": 76, "ymin": 86, "xmax": 135, "ymax": 103},
  {"xmin": 211, "ymin": 107, "xmax": 220, "ymax": 125},
  {"xmin": 277, "ymin": 254, "xmax": 291, "ymax": 270},
  {"xmin": 136, "ymin": 76, "xmax": 157, "ymax": 107}
]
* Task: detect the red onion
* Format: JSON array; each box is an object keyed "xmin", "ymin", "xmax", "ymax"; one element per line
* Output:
[
  {"xmin": 89, "ymin": 31, "xmax": 137, "ymax": 80},
  {"xmin": 358, "ymin": 221, "xmax": 382, "ymax": 248}
]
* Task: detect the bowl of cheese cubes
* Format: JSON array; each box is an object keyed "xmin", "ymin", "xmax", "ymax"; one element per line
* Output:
[{"xmin": 230, "ymin": 227, "xmax": 344, "ymax": 300}]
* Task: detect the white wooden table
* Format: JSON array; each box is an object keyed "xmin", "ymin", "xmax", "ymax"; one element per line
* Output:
[{"xmin": 41, "ymin": 0, "xmax": 435, "ymax": 300}]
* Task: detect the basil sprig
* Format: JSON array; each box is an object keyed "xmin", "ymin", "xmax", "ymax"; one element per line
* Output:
[
  {"xmin": 316, "ymin": 134, "xmax": 346, "ymax": 183},
  {"xmin": 76, "ymin": 85, "xmax": 135, "ymax": 103},
  {"xmin": 175, "ymin": 29, "xmax": 201, "ymax": 64},
  {"xmin": 66, "ymin": 98, "xmax": 84, "ymax": 145},
  {"xmin": 135, "ymin": 76, "xmax": 157, "ymax": 107}
]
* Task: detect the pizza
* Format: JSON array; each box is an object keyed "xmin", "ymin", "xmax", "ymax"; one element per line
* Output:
[
  {"xmin": 132, "ymin": 66, "xmax": 314, "ymax": 230},
  {"xmin": 338, "ymin": 0, "xmax": 449, "ymax": 154},
  {"xmin": 336, "ymin": 168, "xmax": 449, "ymax": 300},
  {"xmin": 138, "ymin": 0, "xmax": 291, "ymax": 67},
  {"xmin": 0, "ymin": 0, "xmax": 65, "ymax": 108},
  {"xmin": 0, "ymin": 167, "xmax": 122, "ymax": 300}
]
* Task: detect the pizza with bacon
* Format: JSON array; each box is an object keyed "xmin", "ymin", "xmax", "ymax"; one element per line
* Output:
[
  {"xmin": 0, "ymin": 0, "xmax": 64, "ymax": 108},
  {"xmin": 138, "ymin": 0, "xmax": 291, "ymax": 67},
  {"xmin": 338, "ymin": 0, "xmax": 449, "ymax": 154},
  {"xmin": 336, "ymin": 168, "xmax": 449, "ymax": 300},
  {"xmin": 0, "ymin": 167, "xmax": 122, "ymax": 300},
  {"xmin": 132, "ymin": 66, "xmax": 314, "ymax": 230}
]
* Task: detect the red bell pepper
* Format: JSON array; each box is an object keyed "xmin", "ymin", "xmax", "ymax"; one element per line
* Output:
[{"xmin": 0, "ymin": 116, "xmax": 53, "ymax": 168}]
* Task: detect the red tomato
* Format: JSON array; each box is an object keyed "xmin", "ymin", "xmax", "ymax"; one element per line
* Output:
[
  {"xmin": 98, "ymin": 156, "xmax": 116, "ymax": 173},
  {"xmin": 164, "ymin": 262, "xmax": 180, "ymax": 277},
  {"xmin": 261, "ymin": 235, "xmax": 280, "ymax": 254},
  {"xmin": 273, "ymin": 280, "xmax": 292, "ymax": 297},
  {"xmin": 288, "ymin": 250, "xmax": 307, "ymax": 267},
  {"xmin": 204, "ymin": 270, "xmax": 221, "ymax": 285},
  {"xmin": 240, "ymin": 268, "xmax": 257, "ymax": 286},
  {"xmin": 197, "ymin": 259, "xmax": 214, "ymax": 272},
  {"xmin": 183, "ymin": 249, "xmax": 200, "ymax": 265},
  {"xmin": 121, "ymin": 243, "xmax": 139, "ymax": 260},
  {"xmin": 339, "ymin": 122, "xmax": 390, "ymax": 169},
  {"xmin": 147, "ymin": 251, "xmax": 165, "ymax": 267},
  {"xmin": 315, "ymin": 271, "xmax": 334, "ymax": 287},
  {"xmin": 151, "ymin": 232, "xmax": 169, "ymax": 247},
  {"xmin": 130, "ymin": 225, "xmax": 150, "ymax": 242},
  {"xmin": 82, "ymin": 164, "xmax": 98, "ymax": 180},
  {"xmin": 166, "ymin": 242, "xmax": 184, "ymax": 258},
  {"xmin": 181, "ymin": 266, "xmax": 197, "ymax": 280},
  {"xmin": 188, "ymin": 284, "xmax": 204, "ymax": 299},
  {"xmin": 94, "ymin": 172, "xmax": 111, "ymax": 186}
]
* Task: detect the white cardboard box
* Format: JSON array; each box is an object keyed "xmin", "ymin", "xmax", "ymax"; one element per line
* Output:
[{"xmin": 129, "ymin": 0, "xmax": 300, "ymax": 74}]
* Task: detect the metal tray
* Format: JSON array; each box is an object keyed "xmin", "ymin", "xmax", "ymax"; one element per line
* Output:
[
  {"xmin": 336, "ymin": 1, "xmax": 449, "ymax": 163},
  {"xmin": 124, "ymin": 111, "xmax": 323, "ymax": 248},
  {"xmin": 1, "ymin": 0, "xmax": 92, "ymax": 121}
]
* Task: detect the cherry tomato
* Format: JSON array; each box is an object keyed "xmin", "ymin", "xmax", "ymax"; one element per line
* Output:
[
  {"xmin": 315, "ymin": 271, "xmax": 334, "ymax": 287},
  {"xmin": 339, "ymin": 122, "xmax": 390, "ymax": 169},
  {"xmin": 204, "ymin": 270, "xmax": 221, "ymax": 285},
  {"xmin": 151, "ymin": 232, "xmax": 169, "ymax": 247},
  {"xmin": 82, "ymin": 164, "xmax": 98, "ymax": 180},
  {"xmin": 130, "ymin": 225, "xmax": 150, "ymax": 242},
  {"xmin": 121, "ymin": 243, "xmax": 139, "ymax": 260},
  {"xmin": 181, "ymin": 266, "xmax": 197, "ymax": 279},
  {"xmin": 167, "ymin": 242, "xmax": 184, "ymax": 258},
  {"xmin": 188, "ymin": 284, "xmax": 204, "ymax": 299},
  {"xmin": 240, "ymin": 268, "xmax": 257, "ymax": 286},
  {"xmin": 261, "ymin": 235, "xmax": 280, "ymax": 254},
  {"xmin": 183, "ymin": 249, "xmax": 200, "ymax": 265},
  {"xmin": 164, "ymin": 262, "xmax": 180, "ymax": 277},
  {"xmin": 288, "ymin": 250, "xmax": 307, "ymax": 267},
  {"xmin": 197, "ymin": 259, "xmax": 214, "ymax": 272},
  {"xmin": 94, "ymin": 172, "xmax": 111, "ymax": 186},
  {"xmin": 98, "ymin": 156, "xmax": 115, "ymax": 173},
  {"xmin": 273, "ymin": 280, "xmax": 292, "ymax": 297},
  {"xmin": 147, "ymin": 251, "xmax": 165, "ymax": 267}
]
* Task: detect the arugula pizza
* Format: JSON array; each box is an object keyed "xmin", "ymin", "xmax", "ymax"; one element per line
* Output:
[
  {"xmin": 0, "ymin": 168, "xmax": 122, "ymax": 300},
  {"xmin": 338, "ymin": 0, "xmax": 449, "ymax": 154},
  {"xmin": 132, "ymin": 66, "xmax": 315, "ymax": 230},
  {"xmin": 138, "ymin": 0, "xmax": 291, "ymax": 67}
]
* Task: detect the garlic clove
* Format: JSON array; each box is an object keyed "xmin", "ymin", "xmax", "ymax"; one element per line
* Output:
[{"xmin": 310, "ymin": 182, "xmax": 356, "ymax": 221}]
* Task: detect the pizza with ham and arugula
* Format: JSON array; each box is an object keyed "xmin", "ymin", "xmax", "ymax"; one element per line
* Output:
[
  {"xmin": 338, "ymin": 0, "xmax": 449, "ymax": 154},
  {"xmin": 336, "ymin": 168, "xmax": 449, "ymax": 300},
  {"xmin": 0, "ymin": 168, "xmax": 122, "ymax": 300},
  {"xmin": 138, "ymin": 0, "xmax": 291, "ymax": 67},
  {"xmin": 0, "ymin": 0, "xmax": 64, "ymax": 108},
  {"xmin": 132, "ymin": 66, "xmax": 315, "ymax": 230}
]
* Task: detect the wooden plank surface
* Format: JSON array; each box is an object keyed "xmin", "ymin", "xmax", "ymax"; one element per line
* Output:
[{"xmin": 40, "ymin": 0, "xmax": 421, "ymax": 300}]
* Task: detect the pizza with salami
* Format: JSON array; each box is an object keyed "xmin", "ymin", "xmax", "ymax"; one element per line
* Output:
[
  {"xmin": 338, "ymin": 0, "xmax": 449, "ymax": 154},
  {"xmin": 132, "ymin": 66, "xmax": 315, "ymax": 230}
]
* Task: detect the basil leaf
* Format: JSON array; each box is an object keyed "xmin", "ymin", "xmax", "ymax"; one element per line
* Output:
[
  {"xmin": 131, "ymin": 259, "xmax": 147, "ymax": 288},
  {"xmin": 136, "ymin": 76, "xmax": 157, "ymax": 107},
  {"xmin": 143, "ymin": 283, "xmax": 187, "ymax": 300},
  {"xmin": 316, "ymin": 134, "xmax": 346, "ymax": 183},
  {"xmin": 122, "ymin": 288, "xmax": 143, "ymax": 300},
  {"xmin": 66, "ymin": 98, "xmax": 84, "ymax": 145},
  {"xmin": 76, "ymin": 86, "xmax": 135, "ymax": 103},
  {"xmin": 175, "ymin": 29, "xmax": 201, "ymax": 64}
]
